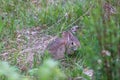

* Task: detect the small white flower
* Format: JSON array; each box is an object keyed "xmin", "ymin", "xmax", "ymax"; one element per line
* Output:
[
  {"xmin": 102, "ymin": 50, "xmax": 111, "ymax": 56},
  {"xmin": 97, "ymin": 59, "xmax": 102, "ymax": 64},
  {"xmin": 83, "ymin": 68, "xmax": 94, "ymax": 79}
]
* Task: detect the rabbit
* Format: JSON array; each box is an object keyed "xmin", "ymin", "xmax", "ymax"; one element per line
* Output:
[{"xmin": 46, "ymin": 30, "xmax": 80, "ymax": 59}]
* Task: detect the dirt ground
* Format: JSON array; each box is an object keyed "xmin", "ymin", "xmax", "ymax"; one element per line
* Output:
[{"xmin": 1, "ymin": 27, "xmax": 57, "ymax": 70}]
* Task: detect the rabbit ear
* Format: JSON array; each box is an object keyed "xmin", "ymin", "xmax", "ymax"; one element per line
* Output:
[
  {"xmin": 70, "ymin": 26, "xmax": 79, "ymax": 34},
  {"xmin": 62, "ymin": 31, "xmax": 75, "ymax": 41},
  {"xmin": 62, "ymin": 31, "xmax": 70, "ymax": 42},
  {"xmin": 67, "ymin": 31, "xmax": 74, "ymax": 39}
]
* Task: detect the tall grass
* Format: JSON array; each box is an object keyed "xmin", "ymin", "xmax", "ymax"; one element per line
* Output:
[
  {"xmin": 83, "ymin": 0, "xmax": 120, "ymax": 79},
  {"xmin": 0, "ymin": 0, "xmax": 120, "ymax": 80}
]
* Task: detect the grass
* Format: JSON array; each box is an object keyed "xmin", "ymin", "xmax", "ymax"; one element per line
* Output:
[{"xmin": 0, "ymin": 0, "xmax": 120, "ymax": 80}]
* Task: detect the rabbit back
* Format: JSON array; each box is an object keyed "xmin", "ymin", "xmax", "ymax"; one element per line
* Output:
[{"xmin": 47, "ymin": 38, "xmax": 66, "ymax": 59}]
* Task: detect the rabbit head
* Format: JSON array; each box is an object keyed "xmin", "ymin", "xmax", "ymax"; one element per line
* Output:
[{"xmin": 62, "ymin": 31, "xmax": 80, "ymax": 54}]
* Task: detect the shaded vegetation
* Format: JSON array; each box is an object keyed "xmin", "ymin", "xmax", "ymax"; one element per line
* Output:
[{"xmin": 0, "ymin": 0, "xmax": 120, "ymax": 80}]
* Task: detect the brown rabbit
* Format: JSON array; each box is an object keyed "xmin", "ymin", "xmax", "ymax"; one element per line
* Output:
[{"xmin": 46, "ymin": 30, "xmax": 80, "ymax": 59}]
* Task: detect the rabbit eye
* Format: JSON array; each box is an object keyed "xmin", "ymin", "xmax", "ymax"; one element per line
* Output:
[{"xmin": 71, "ymin": 42, "xmax": 74, "ymax": 45}]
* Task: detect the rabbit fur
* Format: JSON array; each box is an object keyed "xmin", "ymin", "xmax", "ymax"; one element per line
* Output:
[{"xmin": 46, "ymin": 30, "xmax": 80, "ymax": 59}]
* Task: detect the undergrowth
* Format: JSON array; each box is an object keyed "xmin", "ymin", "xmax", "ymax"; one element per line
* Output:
[{"xmin": 0, "ymin": 0, "xmax": 120, "ymax": 80}]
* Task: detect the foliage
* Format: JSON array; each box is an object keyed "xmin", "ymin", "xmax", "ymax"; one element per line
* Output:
[
  {"xmin": 83, "ymin": 0, "xmax": 120, "ymax": 79},
  {"xmin": 29, "ymin": 59, "xmax": 66, "ymax": 80},
  {"xmin": 0, "ymin": 61, "xmax": 27, "ymax": 80},
  {"xmin": 0, "ymin": 0, "xmax": 120, "ymax": 80}
]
